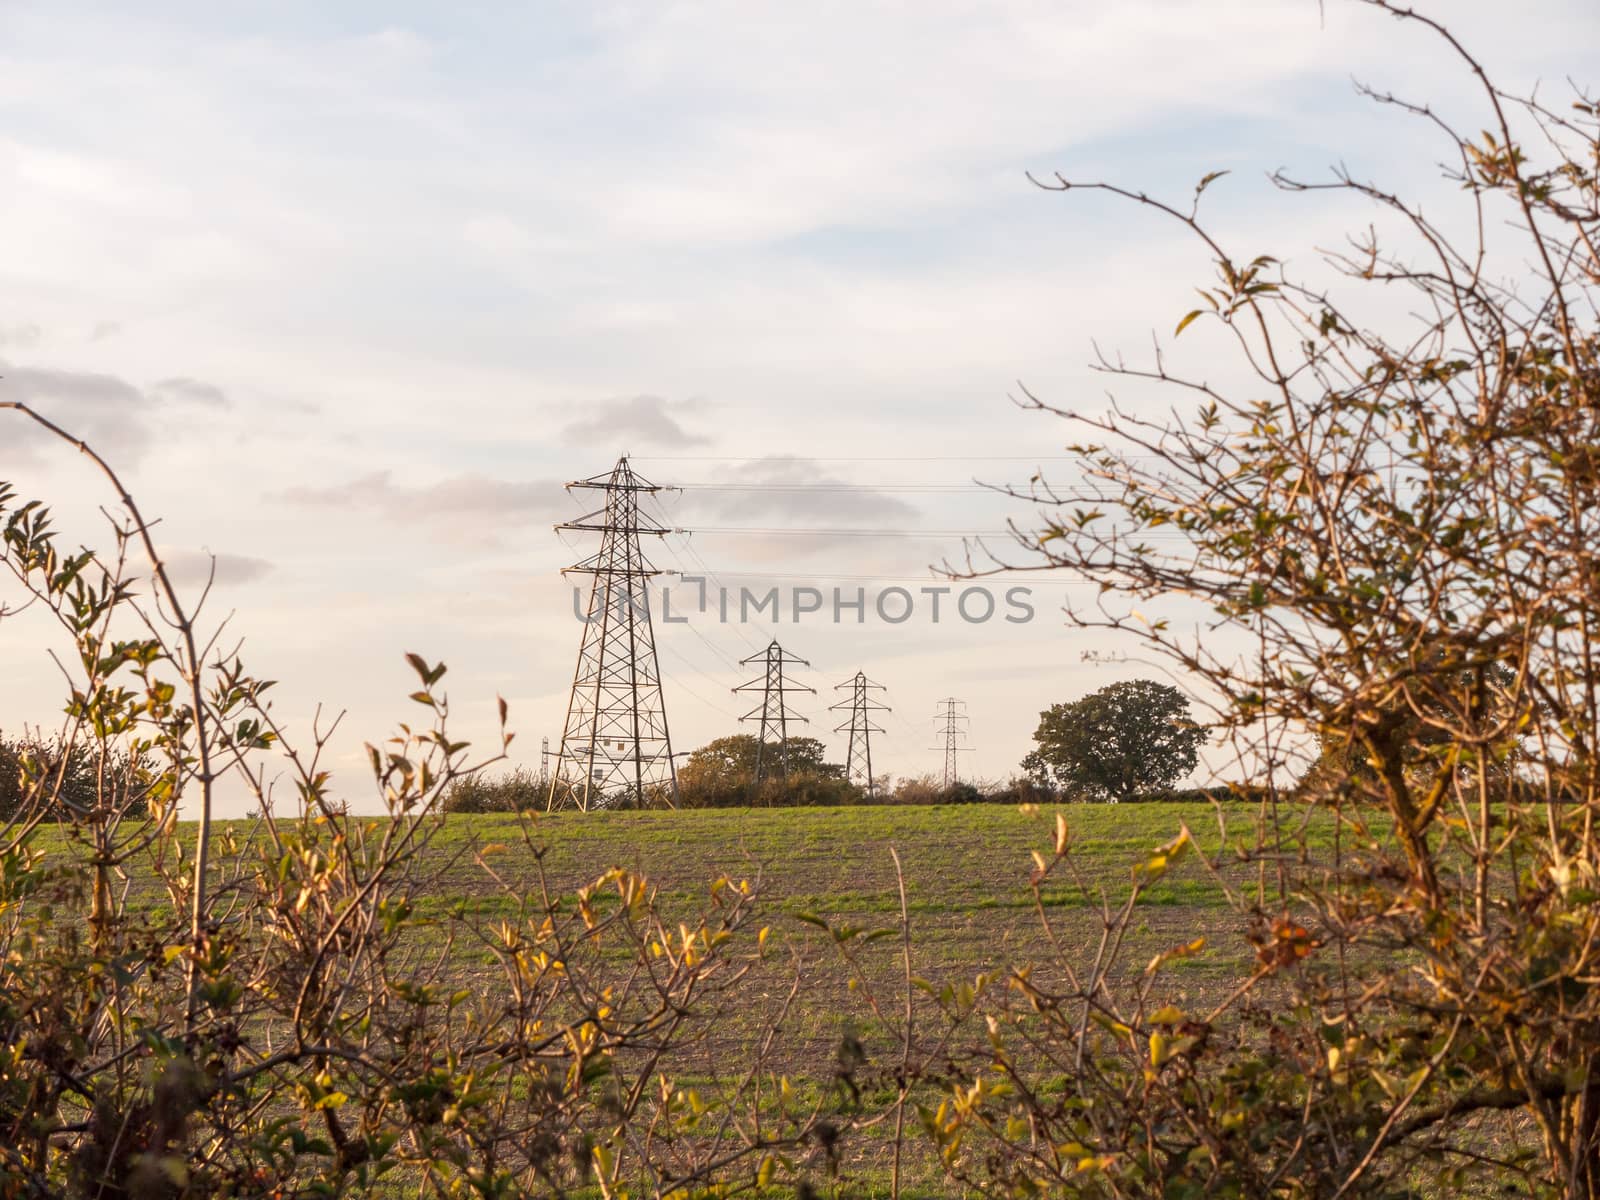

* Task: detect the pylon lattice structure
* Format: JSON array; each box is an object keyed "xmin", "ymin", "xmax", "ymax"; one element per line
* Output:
[
  {"xmin": 830, "ymin": 671, "xmax": 888, "ymax": 798},
  {"xmin": 733, "ymin": 640, "xmax": 815, "ymax": 786},
  {"xmin": 931, "ymin": 697, "xmax": 971, "ymax": 790},
  {"xmin": 547, "ymin": 456, "xmax": 678, "ymax": 812}
]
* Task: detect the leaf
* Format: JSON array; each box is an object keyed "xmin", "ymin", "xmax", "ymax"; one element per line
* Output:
[
  {"xmin": 1146, "ymin": 936, "xmax": 1206, "ymax": 975},
  {"xmin": 1174, "ymin": 309, "xmax": 1204, "ymax": 337}
]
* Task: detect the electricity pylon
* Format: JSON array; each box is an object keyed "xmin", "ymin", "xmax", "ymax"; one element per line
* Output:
[
  {"xmin": 931, "ymin": 697, "xmax": 971, "ymax": 790},
  {"xmin": 547, "ymin": 456, "xmax": 678, "ymax": 811},
  {"xmin": 830, "ymin": 671, "xmax": 888, "ymax": 798},
  {"xmin": 733, "ymin": 640, "xmax": 815, "ymax": 787}
]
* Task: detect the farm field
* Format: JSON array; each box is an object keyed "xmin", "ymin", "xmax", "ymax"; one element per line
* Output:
[
  {"xmin": 404, "ymin": 800, "xmax": 1308, "ymax": 1010},
  {"xmin": 379, "ymin": 800, "xmax": 1316, "ymax": 1194},
  {"xmin": 432, "ymin": 800, "xmax": 1334, "ymax": 1194},
  {"xmin": 39, "ymin": 799, "xmax": 1317, "ymax": 1194}
]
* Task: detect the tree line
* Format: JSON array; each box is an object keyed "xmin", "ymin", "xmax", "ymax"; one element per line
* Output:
[{"xmin": 445, "ymin": 678, "xmax": 1214, "ymax": 811}]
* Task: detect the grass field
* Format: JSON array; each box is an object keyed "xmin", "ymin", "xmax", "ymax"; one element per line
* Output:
[
  {"xmin": 407, "ymin": 801, "xmax": 1298, "ymax": 1011},
  {"xmin": 409, "ymin": 800, "xmax": 1273, "ymax": 1196},
  {"xmin": 37, "ymin": 799, "xmax": 1328, "ymax": 1196},
  {"xmin": 395, "ymin": 800, "xmax": 1314, "ymax": 1194}
]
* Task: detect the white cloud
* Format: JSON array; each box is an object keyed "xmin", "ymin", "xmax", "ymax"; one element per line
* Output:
[
  {"xmin": 150, "ymin": 377, "xmax": 229, "ymax": 408},
  {"xmin": 559, "ymin": 395, "xmax": 711, "ymax": 449},
  {"xmin": 161, "ymin": 547, "xmax": 274, "ymax": 588},
  {"xmin": 1, "ymin": 360, "xmax": 154, "ymax": 462},
  {"xmin": 276, "ymin": 470, "xmax": 569, "ymax": 525}
]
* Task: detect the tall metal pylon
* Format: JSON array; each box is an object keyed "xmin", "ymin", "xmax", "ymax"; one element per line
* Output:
[
  {"xmin": 547, "ymin": 456, "xmax": 678, "ymax": 811},
  {"xmin": 830, "ymin": 671, "xmax": 888, "ymax": 798},
  {"xmin": 733, "ymin": 640, "xmax": 815, "ymax": 787},
  {"xmin": 931, "ymin": 697, "xmax": 971, "ymax": 790}
]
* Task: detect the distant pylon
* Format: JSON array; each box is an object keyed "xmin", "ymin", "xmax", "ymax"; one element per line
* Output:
[
  {"xmin": 931, "ymin": 698, "xmax": 971, "ymax": 790},
  {"xmin": 830, "ymin": 671, "xmax": 888, "ymax": 798},
  {"xmin": 539, "ymin": 737, "xmax": 550, "ymax": 791},
  {"xmin": 733, "ymin": 640, "xmax": 815, "ymax": 788},
  {"xmin": 547, "ymin": 456, "xmax": 678, "ymax": 812}
]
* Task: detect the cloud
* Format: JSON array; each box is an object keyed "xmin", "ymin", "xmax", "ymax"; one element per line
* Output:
[
  {"xmin": 1, "ymin": 360, "xmax": 154, "ymax": 462},
  {"xmin": 681, "ymin": 455, "xmax": 919, "ymax": 523},
  {"xmin": 276, "ymin": 470, "xmax": 570, "ymax": 525},
  {"xmin": 0, "ymin": 324, "xmax": 41, "ymax": 349},
  {"xmin": 0, "ymin": 361, "xmax": 235, "ymax": 465},
  {"xmin": 559, "ymin": 395, "xmax": 710, "ymax": 449},
  {"xmin": 150, "ymin": 376, "xmax": 229, "ymax": 408},
  {"xmin": 160, "ymin": 547, "xmax": 274, "ymax": 588}
]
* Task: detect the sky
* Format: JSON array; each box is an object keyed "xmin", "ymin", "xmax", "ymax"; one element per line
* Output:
[{"xmin": 0, "ymin": 0, "xmax": 1596, "ymax": 813}]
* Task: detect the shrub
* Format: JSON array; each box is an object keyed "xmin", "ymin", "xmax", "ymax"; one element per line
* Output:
[
  {"xmin": 0, "ymin": 414, "xmax": 825, "ymax": 1197},
  {"xmin": 439, "ymin": 765, "xmax": 543, "ymax": 813}
]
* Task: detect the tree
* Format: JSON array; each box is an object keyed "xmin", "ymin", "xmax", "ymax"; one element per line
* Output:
[
  {"xmin": 1024, "ymin": 679, "xmax": 1205, "ymax": 802},
  {"xmin": 0, "ymin": 731, "xmax": 150, "ymax": 822},
  {"xmin": 682, "ymin": 733, "xmax": 841, "ymax": 781},
  {"xmin": 678, "ymin": 733, "xmax": 853, "ymax": 807},
  {"xmin": 927, "ymin": 3, "xmax": 1600, "ymax": 1194}
]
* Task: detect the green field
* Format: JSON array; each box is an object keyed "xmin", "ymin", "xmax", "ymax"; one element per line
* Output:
[
  {"xmin": 390, "ymin": 800, "xmax": 1309, "ymax": 1193},
  {"xmin": 35, "ymin": 799, "xmax": 1326, "ymax": 1196},
  {"xmin": 411, "ymin": 801, "xmax": 1292, "ymax": 1002}
]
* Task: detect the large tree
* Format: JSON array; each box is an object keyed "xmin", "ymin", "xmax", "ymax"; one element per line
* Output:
[
  {"xmin": 1024, "ymin": 679, "xmax": 1205, "ymax": 801},
  {"xmin": 677, "ymin": 734, "xmax": 850, "ymax": 807}
]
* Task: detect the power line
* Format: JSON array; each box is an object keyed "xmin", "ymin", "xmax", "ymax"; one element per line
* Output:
[
  {"xmin": 701, "ymin": 569, "xmax": 1089, "ymax": 585},
  {"xmin": 667, "ymin": 608, "xmax": 746, "ymax": 673},
  {"xmin": 680, "ymin": 526, "xmax": 1017, "ymax": 537},
  {"xmin": 632, "ymin": 455, "xmax": 1116, "ymax": 462},
  {"xmin": 676, "ymin": 526, "xmax": 1201, "ymax": 542},
  {"xmin": 661, "ymin": 528, "xmax": 770, "ymax": 656},
  {"xmin": 674, "ymin": 484, "xmax": 1024, "ymax": 493},
  {"xmin": 654, "ymin": 639, "xmax": 742, "ymax": 719}
]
